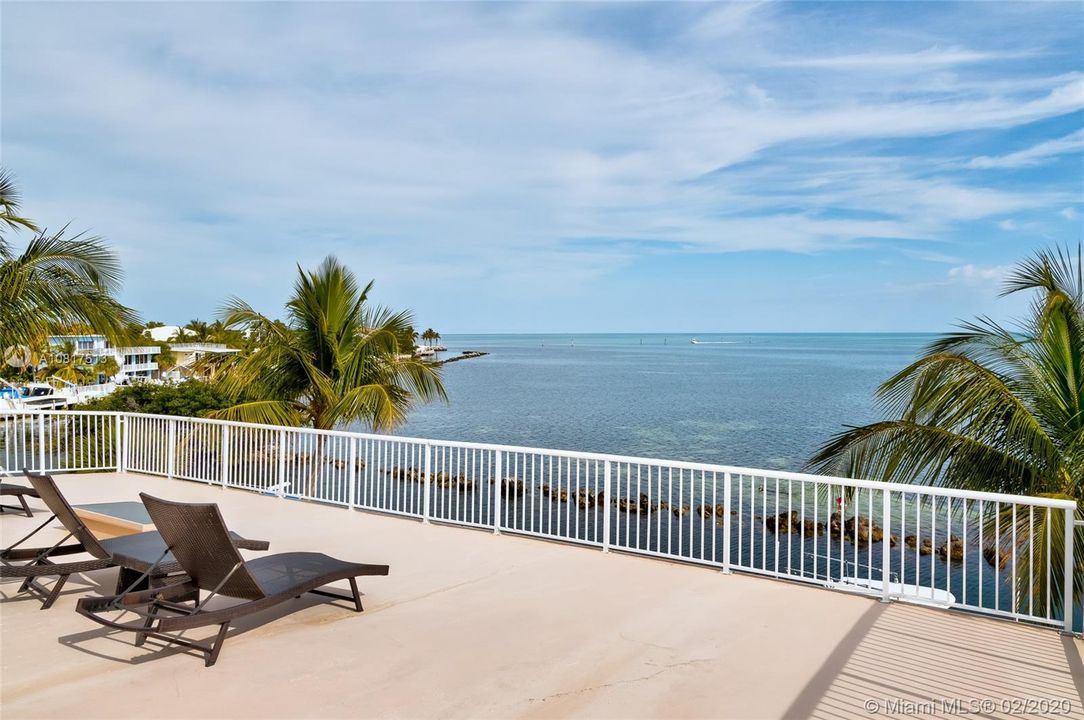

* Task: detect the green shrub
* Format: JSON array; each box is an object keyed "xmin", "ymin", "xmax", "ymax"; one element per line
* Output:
[{"xmin": 82, "ymin": 380, "xmax": 229, "ymax": 418}]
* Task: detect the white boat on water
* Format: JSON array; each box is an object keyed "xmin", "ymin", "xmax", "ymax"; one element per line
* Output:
[{"xmin": 1, "ymin": 378, "xmax": 116, "ymax": 410}]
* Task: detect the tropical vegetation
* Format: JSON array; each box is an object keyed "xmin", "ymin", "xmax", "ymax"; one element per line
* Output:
[
  {"xmin": 45, "ymin": 340, "xmax": 92, "ymax": 383},
  {"xmin": 82, "ymin": 380, "xmax": 230, "ymax": 418},
  {"xmin": 155, "ymin": 345, "xmax": 176, "ymax": 373},
  {"xmin": 421, "ymin": 328, "xmax": 442, "ymax": 348},
  {"xmin": 808, "ymin": 246, "xmax": 1084, "ymax": 613},
  {"xmin": 0, "ymin": 170, "xmax": 138, "ymax": 354},
  {"xmin": 211, "ymin": 255, "xmax": 446, "ymax": 431}
]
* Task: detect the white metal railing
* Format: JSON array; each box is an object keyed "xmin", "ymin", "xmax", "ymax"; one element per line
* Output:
[{"xmin": 2, "ymin": 409, "xmax": 1079, "ymax": 633}]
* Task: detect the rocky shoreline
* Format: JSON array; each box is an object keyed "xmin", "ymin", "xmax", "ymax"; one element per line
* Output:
[{"xmin": 432, "ymin": 350, "xmax": 489, "ymax": 366}]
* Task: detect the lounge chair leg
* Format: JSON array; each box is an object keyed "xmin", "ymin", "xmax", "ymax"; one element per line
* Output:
[
  {"xmin": 116, "ymin": 567, "xmax": 136, "ymax": 595},
  {"xmin": 349, "ymin": 577, "xmax": 363, "ymax": 612},
  {"xmin": 40, "ymin": 574, "xmax": 68, "ymax": 610},
  {"xmin": 18, "ymin": 558, "xmax": 42, "ymax": 594},
  {"xmin": 135, "ymin": 603, "xmax": 158, "ymax": 647},
  {"xmin": 0, "ymin": 491, "xmax": 33, "ymax": 516},
  {"xmin": 205, "ymin": 623, "xmax": 230, "ymax": 667}
]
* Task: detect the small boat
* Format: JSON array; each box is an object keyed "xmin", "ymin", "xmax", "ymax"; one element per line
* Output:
[
  {"xmin": 0, "ymin": 378, "xmax": 116, "ymax": 410},
  {"xmin": 2, "ymin": 381, "xmax": 73, "ymax": 410},
  {"xmin": 690, "ymin": 338, "xmax": 701, "ymax": 345}
]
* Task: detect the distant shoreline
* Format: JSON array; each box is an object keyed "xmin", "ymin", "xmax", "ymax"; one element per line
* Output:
[
  {"xmin": 431, "ymin": 350, "xmax": 489, "ymax": 367},
  {"xmin": 427, "ymin": 331, "xmax": 943, "ymax": 337}
]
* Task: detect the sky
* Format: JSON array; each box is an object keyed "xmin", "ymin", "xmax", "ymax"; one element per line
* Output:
[{"xmin": 2, "ymin": 1, "xmax": 1082, "ymax": 333}]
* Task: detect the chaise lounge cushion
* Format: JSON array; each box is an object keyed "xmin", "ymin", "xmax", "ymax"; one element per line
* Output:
[
  {"xmin": 102, "ymin": 531, "xmax": 271, "ymax": 575},
  {"xmin": 245, "ymin": 552, "xmax": 385, "ymax": 596}
]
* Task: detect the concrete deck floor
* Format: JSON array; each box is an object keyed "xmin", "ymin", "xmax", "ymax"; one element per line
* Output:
[{"xmin": 1, "ymin": 472, "xmax": 1081, "ymax": 720}]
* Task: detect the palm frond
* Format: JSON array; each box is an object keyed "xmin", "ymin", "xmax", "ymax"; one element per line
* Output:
[
  {"xmin": 0, "ymin": 169, "xmax": 39, "ymax": 234},
  {"xmin": 213, "ymin": 256, "xmax": 445, "ymax": 432},
  {"xmin": 209, "ymin": 400, "xmax": 303, "ymax": 427},
  {"xmin": 0, "ymin": 226, "xmax": 138, "ymax": 349}
]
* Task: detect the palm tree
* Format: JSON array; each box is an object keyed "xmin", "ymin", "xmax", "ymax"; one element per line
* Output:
[
  {"xmin": 207, "ymin": 319, "xmax": 245, "ymax": 347},
  {"xmin": 421, "ymin": 328, "xmax": 436, "ymax": 348},
  {"xmin": 46, "ymin": 339, "xmax": 90, "ymax": 384},
  {"xmin": 808, "ymin": 246, "xmax": 1084, "ymax": 615},
  {"xmin": 212, "ymin": 257, "xmax": 446, "ymax": 490},
  {"xmin": 0, "ymin": 228, "xmax": 139, "ymax": 353},
  {"xmin": 185, "ymin": 319, "xmax": 212, "ymax": 343},
  {"xmin": 96, "ymin": 355, "xmax": 120, "ymax": 382},
  {"xmin": 0, "ymin": 172, "xmax": 138, "ymax": 352},
  {"xmin": 156, "ymin": 345, "xmax": 177, "ymax": 374},
  {"xmin": 0, "ymin": 170, "xmax": 38, "ymax": 234}
]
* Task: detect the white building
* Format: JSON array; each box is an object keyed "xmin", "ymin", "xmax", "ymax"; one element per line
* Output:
[
  {"xmin": 46, "ymin": 335, "xmax": 160, "ymax": 383},
  {"xmin": 164, "ymin": 342, "xmax": 241, "ymax": 380},
  {"xmin": 143, "ymin": 325, "xmax": 192, "ymax": 343}
]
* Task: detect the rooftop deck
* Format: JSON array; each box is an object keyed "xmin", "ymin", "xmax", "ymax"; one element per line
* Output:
[{"xmin": 2, "ymin": 471, "xmax": 1082, "ymax": 719}]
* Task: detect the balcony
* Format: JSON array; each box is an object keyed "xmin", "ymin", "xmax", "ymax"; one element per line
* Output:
[
  {"xmin": 1, "ymin": 411, "xmax": 1081, "ymax": 718},
  {"xmin": 120, "ymin": 362, "xmax": 158, "ymax": 374},
  {"xmin": 169, "ymin": 343, "xmax": 238, "ymax": 353}
]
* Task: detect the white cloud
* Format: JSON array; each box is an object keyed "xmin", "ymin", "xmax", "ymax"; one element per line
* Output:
[
  {"xmin": 775, "ymin": 46, "xmax": 1033, "ymax": 70},
  {"xmin": 970, "ymin": 129, "xmax": 1084, "ymax": 168},
  {"xmin": 948, "ymin": 264, "xmax": 1010, "ymax": 283},
  {"xmin": 1, "ymin": 1, "xmax": 1080, "ymax": 325},
  {"xmin": 1061, "ymin": 207, "xmax": 1079, "ymax": 221}
]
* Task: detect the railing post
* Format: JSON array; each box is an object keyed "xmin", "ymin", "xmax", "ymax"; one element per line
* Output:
[
  {"xmin": 493, "ymin": 450, "xmax": 502, "ymax": 534},
  {"xmin": 220, "ymin": 424, "xmax": 230, "ymax": 488},
  {"xmin": 347, "ymin": 437, "xmax": 357, "ymax": 510},
  {"xmin": 881, "ymin": 489, "xmax": 892, "ymax": 602},
  {"xmin": 114, "ymin": 413, "xmax": 123, "ymax": 471},
  {"xmin": 37, "ymin": 413, "xmax": 46, "ymax": 472},
  {"xmin": 722, "ymin": 472, "xmax": 732, "ymax": 573},
  {"xmin": 602, "ymin": 460, "xmax": 612, "ymax": 552},
  {"xmin": 1064, "ymin": 506, "xmax": 1076, "ymax": 634},
  {"xmin": 423, "ymin": 443, "xmax": 432, "ymax": 523},
  {"xmin": 167, "ymin": 419, "xmax": 176, "ymax": 479},
  {"xmin": 276, "ymin": 429, "xmax": 286, "ymax": 499},
  {"xmin": 122, "ymin": 414, "xmax": 130, "ymax": 472}
]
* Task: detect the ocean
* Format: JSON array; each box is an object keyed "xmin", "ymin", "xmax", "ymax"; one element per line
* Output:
[
  {"xmin": 390, "ymin": 333, "xmax": 934, "ymax": 472},
  {"xmin": 386, "ymin": 334, "xmax": 1083, "ymax": 630}
]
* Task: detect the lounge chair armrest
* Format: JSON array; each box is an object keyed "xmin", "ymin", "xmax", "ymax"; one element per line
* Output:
[
  {"xmin": 0, "ymin": 542, "xmax": 87, "ymax": 561},
  {"xmin": 232, "ymin": 536, "xmax": 270, "ymax": 552},
  {"xmin": 2, "ymin": 556, "xmax": 112, "ymax": 578},
  {"xmin": 78, "ymin": 579, "xmax": 200, "ymax": 614}
]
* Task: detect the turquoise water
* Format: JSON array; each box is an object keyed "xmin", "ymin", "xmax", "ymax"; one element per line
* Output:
[
  {"xmin": 391, "ymin": 333, "xmax": 932, "ymax": 471},
  {"xmin": 362, "ymin": 333, "xmax": 1079, "ymax": 629}
]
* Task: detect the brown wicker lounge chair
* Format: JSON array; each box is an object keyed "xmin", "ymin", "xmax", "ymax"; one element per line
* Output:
[
  {"xmin": 77, "ymin": 493, "xmax": 389, "ymax": 667},
  {"xmin": 1, "ymin": 482, "xmax": 40, "ymax": 517},
  {"xmin": 1, "ymin": 471, "xmax": 269, "ymax": 609}
]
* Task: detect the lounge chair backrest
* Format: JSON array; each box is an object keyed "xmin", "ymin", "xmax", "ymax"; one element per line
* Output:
[
  {"xmin": 140, "ymin": 493, "xmax": 265, "ymax": 600},
  {"xmin": 23, "ymin": 471, "xmax": 110, "ymax": 559}
]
